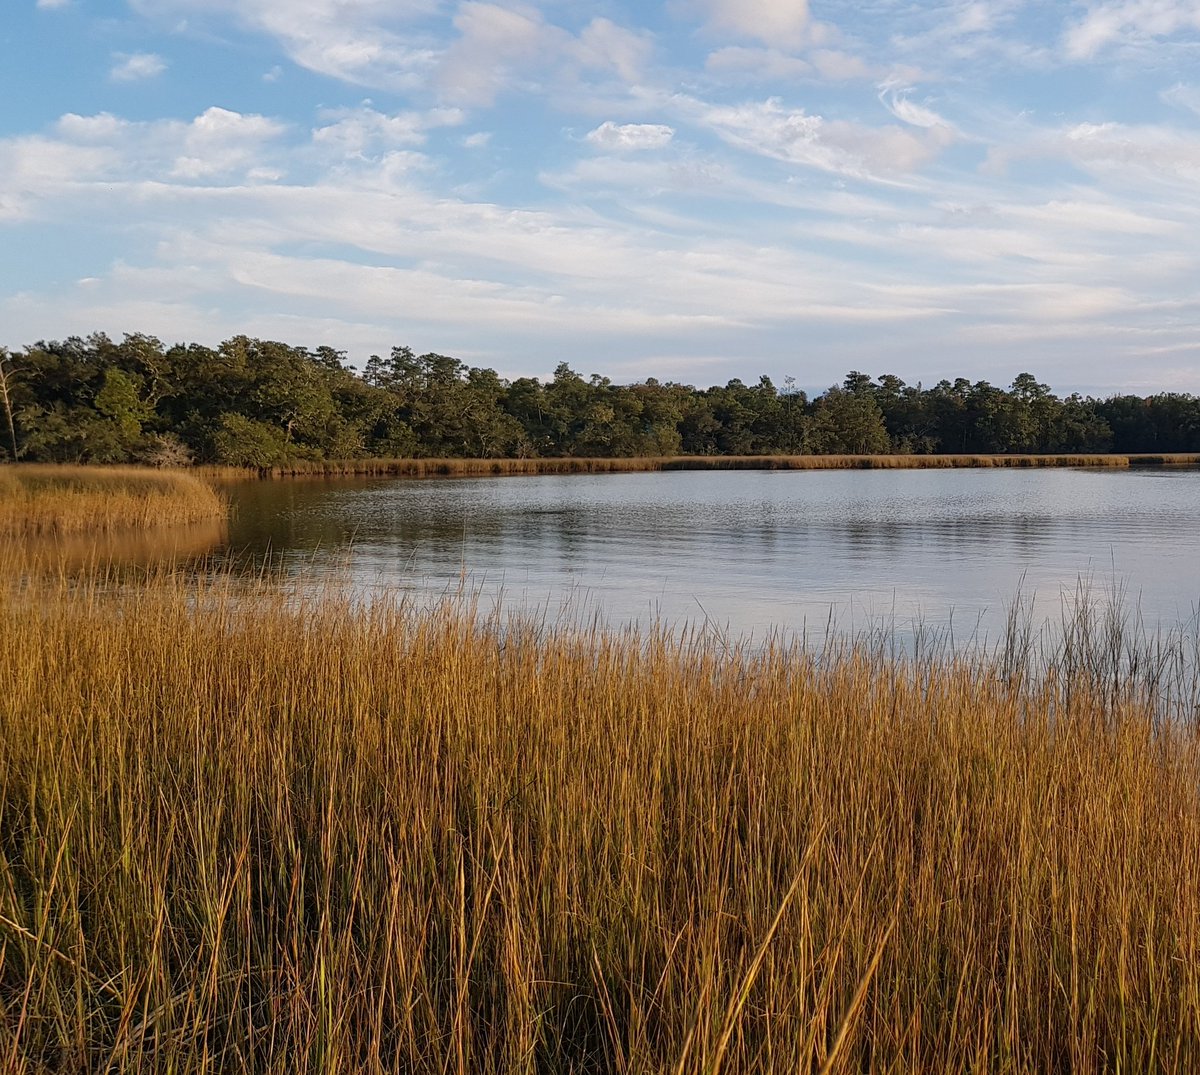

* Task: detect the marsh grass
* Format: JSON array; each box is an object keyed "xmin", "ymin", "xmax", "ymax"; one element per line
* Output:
[
  {"xmin": 0, "ymin": 465, "xmax": 226, "ymax": 538},
  {"xmin": 197, "ymin": 452, "xmax": 1200, "ymax": 481},
  {"xmin": 2, "ymin": 564, "xmax": 1200, "ymax": 1072}
]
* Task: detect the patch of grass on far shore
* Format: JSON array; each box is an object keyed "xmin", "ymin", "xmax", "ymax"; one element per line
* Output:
[
  {"xmin": 1, "ymin": 560, "xmax": 1199, "ymax": 1071},
  {"xmin": 196, "ymin": 451, "xmax": 1200, "ymax": 480},
  {"xmin": 0, "ymin": 465, "xmax": 225, "ymax": 538}
]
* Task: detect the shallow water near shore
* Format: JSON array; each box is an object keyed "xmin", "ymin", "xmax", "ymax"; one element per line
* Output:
[{"xmin": 200, "ymin": 465, "xmax": 1200, "ymax": 645}]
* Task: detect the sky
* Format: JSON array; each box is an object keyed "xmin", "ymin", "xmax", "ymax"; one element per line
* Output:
[{"xmin": 1, "ymin": 1, "xmax": 1199, "ymax": 395}]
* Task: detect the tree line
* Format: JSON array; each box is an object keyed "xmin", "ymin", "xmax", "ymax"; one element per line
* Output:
[{"xmin": 0, "ymin": 332, "xmax": 1197, "ymax": 466}]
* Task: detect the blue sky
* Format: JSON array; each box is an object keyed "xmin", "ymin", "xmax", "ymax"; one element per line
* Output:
[{"xmin": 2, "ymin": 0, "xmax": 1199, "ymax": 394}]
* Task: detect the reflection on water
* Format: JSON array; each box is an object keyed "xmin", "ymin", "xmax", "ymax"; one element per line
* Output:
[
  {"xmin": 209, "ymin": 467, "xmax": 1200, "ymax": 644},
  {"xmin": 12, "ymin": 518, "xmax": 229, "ymax": 574}
]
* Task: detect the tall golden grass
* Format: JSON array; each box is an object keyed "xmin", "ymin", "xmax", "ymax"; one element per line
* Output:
[
  {"xmin": 0, "ymin": 465, "xmax": 226, "ymax": 538},
  {"xmin": 2, "ymin": 563, "xmax": 1199, "ymax": 1072},
  {"xmin": 197, "ymin": 452, "xmax": 1200, "ymax": 480}
]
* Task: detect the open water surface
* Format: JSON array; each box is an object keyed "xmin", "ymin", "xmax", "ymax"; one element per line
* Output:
[{"xmin": 209, "ymin": 466, "xmax": 1200, "ymax": 644}]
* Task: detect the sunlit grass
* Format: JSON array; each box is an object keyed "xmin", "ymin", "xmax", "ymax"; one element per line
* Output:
[
  {"xmin": 1, "ymin": 563, "xmax": 1199, "ymax": 1072},
  {"xmin": 197, "ymin": 451, "xmax": 1200, "ymax": 480},
  {"xmin": 0, "ymin": 465, "xmax": 226, "ymax": 537}
]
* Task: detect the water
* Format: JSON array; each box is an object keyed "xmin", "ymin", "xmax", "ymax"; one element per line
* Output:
[{"xmin": 206, "ymin": 466, "xmax": 1200, "ymax": 644}]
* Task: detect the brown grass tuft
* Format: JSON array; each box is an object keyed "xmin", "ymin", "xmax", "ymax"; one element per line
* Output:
[{"xmin": 0, "ymin": 465, "xmax": 226, "ymax": 538}]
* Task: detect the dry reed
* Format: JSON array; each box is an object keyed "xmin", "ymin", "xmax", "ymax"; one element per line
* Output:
[
  {"xmin": 0, "ymin": 465, "xmax": 226, "ymax": 538},
  {"xmin": 1, "ymin": 565, "xmax": 1199, "ymax": 1072},
  {"xmin": 197, "ymin": 452, "xmax": 1200, "ymax": 481}
]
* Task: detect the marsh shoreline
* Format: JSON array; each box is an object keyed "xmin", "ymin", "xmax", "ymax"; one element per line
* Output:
[{"xmin": 198, "ymin": 450, "xmax": 1200, "ymax": 481}]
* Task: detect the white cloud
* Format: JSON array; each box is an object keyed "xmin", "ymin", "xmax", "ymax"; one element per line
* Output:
[
  {"xmin": 1063, "ymin": 0, "xmax": 1200, "ymax": 60},
  {"xmin": 586, "ymin": 121, "xmax": 675, "ymax": 152},
  {"xmin": 706, "ymin": 45, "xmax": 872, "ymax": 85},
  {"xmin": 44, "ymin": 107, "xmax": 288, "ymax": 184},
  {"xmin": 0, "ymin": 136, "xmax": 116, "ymax": 221},
  {"xmin": 55, "ymin": 112, "xmax": 127, "ymax": 143},
  {"xmin": 810, "ymin": 50, "xmax": 873, "ymax": 81},
  {"xmin": 881, "ymin": 91, "xmax": 952, "ymax": 130},
  {"xmin": 312, "ymin": 105, "xmax": 463, "ymax": 156},
  {"xmin": 685, "ymin": 0, "xmax": 814, "ymax": 48},
  {"xmin": 1162, "ymin": 82, "xmax": 1200, "ymax": 115},
  {"xmin": 569, "ymin": 18, "xmax": 654, "ymax": 84},
  {"xmin": 128, "ymin": 0, "xmax": 440, "ymax": 89},
  {"xmin": 542, "ymin": 153, "xmax": 916, "ymax": 224},
  {"xmin": 706, "ymin": 46, "xmax": 813, "ymax": 82},
  {"xmin": 36, "ymin": 0, "xmax": 71, "ymax": 9},
  {"xmin": 879, "ymin": 0, "xmax": 1049, "ymax": 75},
  {"xmin": 170, "ymin": 108, "xmax": 288, "ymax": 179},
  {"xmin": 110, "ymin": 52, "xmax": 167, "ymax": 82},
  {"xmin": 696, "ymin": 97, "xmax": 953, "ymax": 179},
  {"xmin": 1063, "ymin": 120, "xmax": 1200, "ymax": 180},
  {"xmin": 5, "ymin": 19, "xmax": 1200, "ymax": 393},
  {"xmin": 438, "ymin": 3, "xmax": 551, "ymax": 106},
  {"xmin": 989, "ymin": 120, "xmax": 1200, "ymax": 185},
  {"xmin": 129, "ymin": 0, "xmax": 658, "ymax": 108},
  {"xmin": 434, "ymin": 8, "xmax": 661, "ymax": 112},
  {"xmin": 2, "ymin": 104, "xmax": 968, "ymax": 367},
  {"xmin": 952, "ymin": 1, "xmax": 1002, "ymax": 35}
]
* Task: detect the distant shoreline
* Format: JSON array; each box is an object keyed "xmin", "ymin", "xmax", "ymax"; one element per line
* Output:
[{"xmin": 196, "ymin": 451, "xmax": 1200, "ymax": 479}]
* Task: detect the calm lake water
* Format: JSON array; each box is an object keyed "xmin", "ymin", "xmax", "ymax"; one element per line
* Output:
[{"xmin": 207, "ymin": 467, "xmax": 1200, "ymax": 644}]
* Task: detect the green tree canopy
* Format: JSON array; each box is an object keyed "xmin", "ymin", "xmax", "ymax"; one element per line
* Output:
[{"xmin": 4, "ymin": 330, "xmax": 1195, "ymax": 464}]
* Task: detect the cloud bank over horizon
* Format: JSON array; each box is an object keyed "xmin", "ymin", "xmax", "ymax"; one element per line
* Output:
[{"xmin": 2, "ymin": 0, "xmax": 1199, "ymax": 395}]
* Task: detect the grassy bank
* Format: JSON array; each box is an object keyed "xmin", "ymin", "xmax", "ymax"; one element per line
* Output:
[
  {"xmin": 197, "ymin": 451, "xmax": 1200, "ymax": 480},
  {"xmin": 2, "ymin": 567, "xmax": 1199, "ymax": 1072},
  {"xmin": 0, "ymin": 465, "xmax": 226, "ymax": 538}
]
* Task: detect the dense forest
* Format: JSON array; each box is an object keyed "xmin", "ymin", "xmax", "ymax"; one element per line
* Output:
[{"xmin": 0, "ymin": 333, "xmax": 1197, "ymax": 466}]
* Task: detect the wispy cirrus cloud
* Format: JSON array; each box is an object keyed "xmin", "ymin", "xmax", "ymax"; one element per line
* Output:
[
  {"xmin": 879, "ymin": 89, "xmax": 954, "ymax": 131},
  {"xmin": 570, "ymin": 18, "xmax": 655, "ymax": 84},
  {"xmin": 693, "ymin": 96, "xmax": 955, "ymax": 180},
  {"xmin": 681, "ymin": 0, "xmax": 818, "ymax": 49},
  {"xmin": 128, "ymin": 0, "xmax": 655, "ymax": 107},
  {"xmin": 437, "ymin": 3, "xmax": 548, "ymax": 106},
  {"xmin": 128, "ymin": 0, "xmax": 442, "ymax": 89},
  {"xmin": 705, "ymin": 46, "xmax": 814, "ymax": 84},
  {"xmin": 1161, "ymin": 82, "xmax": 1200, "ymax": 115},
  {"xmin": 1063, "ymin": 0, "xmax": 1200, "ymax": 60},
  {"xmin": 437, "ymin": 6, "xmax": 660, "ymax": 109},
  {"xmin": 987, "ymin": 119, "xmax": 1200, "ymax": 186}
]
